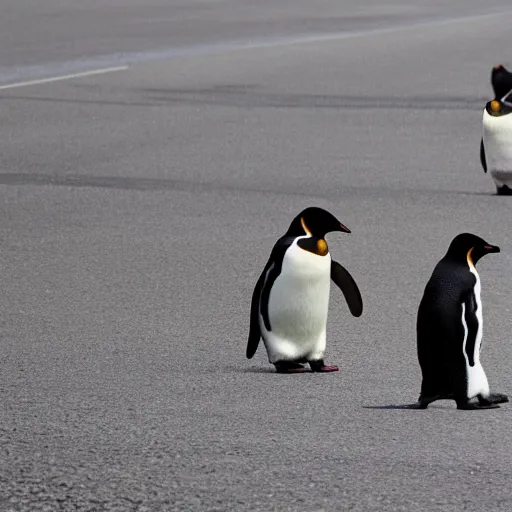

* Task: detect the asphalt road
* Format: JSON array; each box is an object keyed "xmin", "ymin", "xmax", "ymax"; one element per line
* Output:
[{"xmin": 2, "ymin": 1, "xmax": 512, "ymax": 511}]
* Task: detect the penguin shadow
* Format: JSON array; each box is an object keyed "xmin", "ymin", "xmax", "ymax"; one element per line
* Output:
[
  {"xmin": 362, "ymin": 404, "xmax": 445, "ymax": 410},
  {"xmin": 464, "ymin": 191, "xmax": 502, "ymax": 197},
  {"xmin": 361, "ymin": 403, "xmax": 453, "ymax": 410},
  {"xmin": 241, "ymin": 366, "xmax": 276, "ymax": 374},
  {"xmin": 443, "ymin": 190, "xmax": 499, "ymax": 198},
  {"xmin": 363, "ymin": 404, "xmax": 421, "ymax": 410},
  {"xmin": 458, "ymin": 189, "xmax": 512, "ymax": 197},
  {"xmin": 363, "ymin": 400, "xmax": 463, "ymax": 410},
  {"xmin": 363, "ymin": 401, "xmax": 488, "ymax": 410},
  {"xmin": 241, "ymin": 366, "xmax": 324, "ymax": 374}
]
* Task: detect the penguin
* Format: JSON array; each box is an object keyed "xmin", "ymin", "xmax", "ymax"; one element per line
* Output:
[
  {"xmin": 411, "ymin": 233, "xmax": 508, "ymax": 410},
  {"xmin": 480, "ymin": 64, "xmax": 512, "ymax": 195},
  {"xmin": 246, "ymin": 207, "xmax": 363, "ymax": 373}
]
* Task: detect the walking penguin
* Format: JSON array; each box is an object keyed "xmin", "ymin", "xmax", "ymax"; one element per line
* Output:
[
  {"xmin": 411, "ymin": 233, "xmax": 508, "ymax": 409},
  {"xmin": 480, "ymin": 64, "xmax": 512, "ymax": 194},
  {"xmin": 246, "ymin": 207, "xmax": 363, "ymax": 374}
]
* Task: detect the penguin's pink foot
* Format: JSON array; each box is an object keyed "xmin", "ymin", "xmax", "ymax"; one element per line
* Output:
[
  {"xmin": 309, "ymin": 360, "xmax": 339, "ymax": 372},
  {"xmin": 274, "ymin": 362, "xmax": 305, "ymax": 374},
  {"xmin": 316, "ymin": 365, "xmax": 339, "ymax": 372}
]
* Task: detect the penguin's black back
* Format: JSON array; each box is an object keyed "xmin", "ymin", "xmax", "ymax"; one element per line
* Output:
[{"xmin": 416, "ymin": 258, "xmax": 477, "ymax": 397}]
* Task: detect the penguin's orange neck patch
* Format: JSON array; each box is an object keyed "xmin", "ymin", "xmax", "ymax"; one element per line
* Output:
[
  {"xmin": 467, "ymin": 248, "xmax": 475, "ymax": 269},
  {"xmin": 491, "ymin": 100, "xmax": 501, "ymax": 115},
  {"xmin": 317, "ymin": 239, "xmax": 328, "ymax": 256}
]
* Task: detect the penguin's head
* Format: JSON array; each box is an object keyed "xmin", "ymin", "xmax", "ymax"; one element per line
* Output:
[
  {"xmin": 286, "ymin": 207, "xmax": 351, "ymax": 238},
  {"xmin": 447, "ymin": 233, "xmax": 500, "ymax": 265},
  {"xmin": 491, "ymin": 64, "xmax": 512, "ymax": 99},
  {"xmin": 488, "ymin": 65, "xmax": 512, "ymax": 116}
]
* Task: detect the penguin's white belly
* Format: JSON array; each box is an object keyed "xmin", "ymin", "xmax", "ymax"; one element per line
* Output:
[
  {"xmin": 269, "ymin": 272, "xmax": 330, "ymax": 341},
  {"xmin": 260, "ymin": 246, "xmax": 331, "ymax": 363},
  {"xmin": 482, "ymin": 110, "xmax": 512, "ymax": 186},
  {"xmin": 462, "ymin": 270, "xmax": 490, "ymax": 399}
]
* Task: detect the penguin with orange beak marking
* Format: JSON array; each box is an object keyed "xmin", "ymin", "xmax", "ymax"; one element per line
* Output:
[
  {"xmin": 481, "ymin": 65, "xmax": 512, "ymax": 195},
  {"xmin": 410, "ymin": 233, "xmax": 508, "ymax": 410},
  {"xmin": 246, "ymin": 207, "xmax": 363, "ymax": 373}
]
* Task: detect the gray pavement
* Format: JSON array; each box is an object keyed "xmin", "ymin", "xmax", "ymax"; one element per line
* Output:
[{"xmin": 2, "ymin": 1, "xmax": 512, "ymax": 511}]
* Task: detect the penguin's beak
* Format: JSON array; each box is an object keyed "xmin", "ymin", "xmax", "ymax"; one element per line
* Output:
[
  {"xmin": 484, "ymin": 244, "xmax": 500, "ymax": 253},
  {"xmin": 339, "ymin": 222, "xmax": 351, "ymax": 234}
]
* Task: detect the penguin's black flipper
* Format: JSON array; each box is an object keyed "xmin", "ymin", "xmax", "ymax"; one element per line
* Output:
[
  {"xmin": 246, "ymin": 237, "xmax": 293, "ymax": 359},
  {"xmin": 331, "ymin": 261, "xmax": 363, "ymax": 317},
  {"xmin": 480, "ymin": 138, "xmax": 487, "ymax": 173},
  {"xmin": 247, "ymin": 269, "xmax": 265, "ymax": 359}
]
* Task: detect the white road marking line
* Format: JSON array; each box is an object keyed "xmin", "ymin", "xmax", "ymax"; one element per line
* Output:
[
  {"xmin": 0, "ymin": 66, "xmax": 129, "ymax": 91},
  {"xmin": 0, "ymin": 8, "xmax": 509, "ymax": 90}
]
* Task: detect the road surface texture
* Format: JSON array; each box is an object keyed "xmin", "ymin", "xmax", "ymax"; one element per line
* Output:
[{"xmin": 2, "ymin": 1, "xmax": 512, "ymax": 511}]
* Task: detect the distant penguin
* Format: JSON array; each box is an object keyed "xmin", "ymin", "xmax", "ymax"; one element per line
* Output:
[
  {"xmin": 246, "ymin": 207, "xmax": 363, "ymax": 373},
  {"xmin": 480, "ymin": 64, "xmax": 512, "ymax": 195},
  {"xmin": 411, "ymin": 233, "xmax": 508, "ymax": 409}
]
